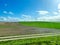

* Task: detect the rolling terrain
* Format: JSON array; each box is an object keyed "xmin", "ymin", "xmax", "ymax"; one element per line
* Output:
[
  {"xmin": 0, "ymin": 22, "xmax": 60, "ymax": 36},
  {"xmin": 0, "ymin": 22, "xmax": 60, "ymax": 45}
]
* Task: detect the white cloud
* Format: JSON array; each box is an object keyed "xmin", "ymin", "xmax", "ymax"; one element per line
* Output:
[
  {"xmin": 58, "ymin": 4, "xmax": 60, "ymax": 9},
  {"xmin": 3, "ymin": 11, "xmax": 14, "ymax": 15},
  {"xmin": 0, "ymin": 17, "xmax": 7, "ymax": 21},
  {"xmin": 58, "ymin": 10, "xmax": 60, "ymax": 12},
  {"xmin": 37, "ymin": 11, "xmax": 49, "ymax": 15},
  {"xmin": 0, "ymin": 14, "xmax": 35, "ymax": 22},
  {"xmin": 37, "ymin": 14, "xmax": 60, "ymax": 21},
  {"xmin": 53, "ymin": 12, "xmax": 58, "ymax": 15},
  {"xmin": 21, "ymin": 14, "xmax": 36, "ymax": 21},
  {"xmin": 9, "ymin": 11, "xmax": 14, "ymax": 15},
  {"xmin": 2, "ymin": 9, "xmax": 60, "ymax": 22},
  {"xmin": 22, "ymin": 14, "xmax": 31, "ymax": 21},
  {"xmin": 36, "ymin": 9, "xmax": 60, "ymax": 22},
  {"xmin": 3, "ymin": 11, "xmax": 7, "ymax": 14},
  {"xmin": 22, "ymin": 14, "xmax": 31, "ymax": 18},
  {"xmin": 0, "ymin": 16, "xmax": 22, "ymax": 22}
]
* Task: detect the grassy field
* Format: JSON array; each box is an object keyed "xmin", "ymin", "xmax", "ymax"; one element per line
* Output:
[
  {"xmin": 19, "ymin": 21, "xmax": 60, "ymax": 29},
  {"xmin": 0, "ymin": 35, "xmax": 60, "ymax": 45}
]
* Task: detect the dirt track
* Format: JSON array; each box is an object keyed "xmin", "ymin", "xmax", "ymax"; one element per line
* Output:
[
  {"xmin": 0, "ymin": 33, "xmax": 60, "ymax": 41},
  {"xmin": 0, "ymin": 22, "xmax": 60, "ymax": 36}
]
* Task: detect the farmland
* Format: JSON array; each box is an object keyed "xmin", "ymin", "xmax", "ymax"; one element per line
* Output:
[
  {"xmin": 0, "ymin": 22, "xmax": 60, "ymax": 45},
  {"xmin": 0, "ymin": 22, "xmax": 59, "ymax": 36}
]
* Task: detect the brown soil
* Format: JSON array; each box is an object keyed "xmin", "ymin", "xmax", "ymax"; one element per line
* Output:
[{"xmin": 0, "ymin": 22, "xmax": 60, "ymax": 36}]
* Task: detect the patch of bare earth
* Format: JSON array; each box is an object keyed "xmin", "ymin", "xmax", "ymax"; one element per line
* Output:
[{"xmin": 0, "ymin": 22, "xmax": 60, "ymax": 36}]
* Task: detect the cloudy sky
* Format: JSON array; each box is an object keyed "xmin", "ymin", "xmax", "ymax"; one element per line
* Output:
[{"xmin": 0, "ymin": 0, "xmax": 60, "ymax": 22}]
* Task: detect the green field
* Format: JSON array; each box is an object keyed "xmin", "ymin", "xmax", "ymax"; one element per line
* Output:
[
  {"xmin": 19, "ymin": 21, "xmax": 60, "ymax": 29},
  {"xmin": 0, "ymin": 35, "xmax": 60, "ymax": 45}
]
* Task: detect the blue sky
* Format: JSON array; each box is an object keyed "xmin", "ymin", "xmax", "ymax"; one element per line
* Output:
[{"xmin": 0, "ymin": 0, "xmax": 60, "ymax": 22}]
